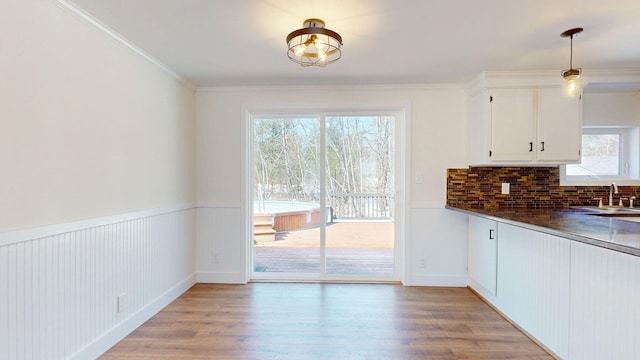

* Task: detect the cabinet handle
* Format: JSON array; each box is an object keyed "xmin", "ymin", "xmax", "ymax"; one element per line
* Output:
[
  {"xmin": 529, "ymin": 142, "xmax": 533, "ymax": 152},
  {"xmin": 489, "ymin": 229, "xmax": 495, "ymax": 240},
  {"xmin": 540, "ymin": 141, "xmax": 545, "ymax": 151}
]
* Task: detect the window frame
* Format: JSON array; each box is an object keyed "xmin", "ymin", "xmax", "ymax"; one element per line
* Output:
[{"xmin": 560, "ymin": 126, "xmax": 640, "ymax": 186}]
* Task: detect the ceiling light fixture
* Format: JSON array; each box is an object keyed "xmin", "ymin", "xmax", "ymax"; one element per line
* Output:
[
  {"xmin": 286, "ymin": 18, "xmax": 342, "ymax": 67},
  {"xmin": 560, "ymin": 27, "xmax": 584, "ymax": 98}
]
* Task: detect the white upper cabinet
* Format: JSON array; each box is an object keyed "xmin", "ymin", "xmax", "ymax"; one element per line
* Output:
[
  {"xmin": 490, "ymin": 89, "xmax": 536, "ymax": 163},
  {"xmin": 468, "ymin": 73, "xmax": 582, "ymax": 166},
  {"xmin": 536, "ymin": 88, "xmax": 582, "ymax": 162},
  {"xmin": 468, "ymin": 89, "xmax": 492, "ymax": 166}
]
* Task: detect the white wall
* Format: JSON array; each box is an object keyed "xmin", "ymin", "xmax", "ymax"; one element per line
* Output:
[
  {"xmin": 0, "ymin": 0, "xmax": 196, "ymax": 232},
  {"xmin": 0, "ymin": 1, "xmax": 197, "ymax": 359},
  {"xmin": 195, "ymin": 85, "xmax": 469, "ymax": 285},
  {"xmin": 583, "ymin": 92, "xmax": 640, "ymax": 126}
]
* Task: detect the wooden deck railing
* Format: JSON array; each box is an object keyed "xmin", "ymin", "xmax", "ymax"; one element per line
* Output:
[{"xmin": 329, "ymin": 193, "xmax": 393, "ymax": 220}]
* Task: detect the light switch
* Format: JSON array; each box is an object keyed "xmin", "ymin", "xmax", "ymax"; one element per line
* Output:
[
  {"xmin": 416, "ymin": 172, "xmax": 424, "ymax": 184},
  {"xmin": 501, "ymin": 182, "xmax": 510, "ymax": 195}
]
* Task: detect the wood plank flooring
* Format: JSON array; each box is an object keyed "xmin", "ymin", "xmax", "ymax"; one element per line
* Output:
[{"xmin": 100, "ymin": 283, "xmax": 553, "ymax": 360}]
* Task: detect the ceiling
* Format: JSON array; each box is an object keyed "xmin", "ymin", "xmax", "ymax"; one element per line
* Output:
[{"xmin": 66, "ymin": 0, "xmax": 640, "ymax": 87}]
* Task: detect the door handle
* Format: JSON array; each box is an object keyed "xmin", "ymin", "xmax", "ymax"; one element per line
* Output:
[
  {"xmin": 489, "ymin": 229, "xmax": 495, "ymax": 240},
  {"xmin": 529, "ymin": 142, "xmax": 533, "ymax": 152},
  {"xmin": 540, "ymin": 141, "xmax": 545, "ymax": 151}
]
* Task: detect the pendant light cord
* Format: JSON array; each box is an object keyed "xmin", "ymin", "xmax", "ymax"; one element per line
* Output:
[{"xmin": 570, "ymin": 36, "xmax": 574, "ymax": 69}]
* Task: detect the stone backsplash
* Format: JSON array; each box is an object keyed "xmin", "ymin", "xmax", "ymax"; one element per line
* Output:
[{"xmin": 447, "ymin": 167, "xmax": 640, "ymax": 209}]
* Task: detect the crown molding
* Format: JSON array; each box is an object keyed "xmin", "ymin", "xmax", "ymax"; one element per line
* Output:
[
  {"xmin": 197, "ymin": 83, "xmax": 466, "ymax": 93},
  {"xmin": 468, "ymin": 69, "xmax": 640, "ymax": 94},
  {"xmin": 55, "ymin": 0, "xmax": 196, "ymax": 91},
  {"xmin": 581, "ymin": 68, "xmax": 640, "ymax": 84},
  {"xmin": 470, "ymin": 71, "xmax": 562, "ymax": 92}
]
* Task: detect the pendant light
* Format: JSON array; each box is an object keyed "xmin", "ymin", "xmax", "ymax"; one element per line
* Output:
[
  {"xmin": 560, "ymin": 27, "xmax": 584, "ymax": 98},
  {"xmin": 286, "ymin": 19, "xmax": 342, "ymax": 67}
]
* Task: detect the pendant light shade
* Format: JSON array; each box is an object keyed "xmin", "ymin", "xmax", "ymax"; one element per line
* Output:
[
  {"xmin": 286, "ymin": 19, "xmax": 342, "ymax": 67},
  {"xmin": 560, "ymin": 27, "xmax": 583, "ymax": 98}
]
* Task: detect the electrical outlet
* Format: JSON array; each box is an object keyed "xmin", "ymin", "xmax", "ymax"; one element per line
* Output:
[
  {"xmin": 501, "ymin": 182, "xmax": 510, "ymax": 195},
  {"xmin": 212, "ymin": 253, "xmax": 220, "ymax": 264},
  {"xmin": 419, "ymin": 258, "xmax": 426, "ymax": 268}
]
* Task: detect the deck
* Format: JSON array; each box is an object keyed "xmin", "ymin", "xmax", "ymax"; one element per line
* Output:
[{"xmin": 253, "ymin": 221, "xmax": 394, "ymax": 275}]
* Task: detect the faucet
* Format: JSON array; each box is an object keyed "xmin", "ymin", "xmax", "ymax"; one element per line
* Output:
[{"xmin": 609, "ymin": 182, "xmax": 619, "ymax": 206}]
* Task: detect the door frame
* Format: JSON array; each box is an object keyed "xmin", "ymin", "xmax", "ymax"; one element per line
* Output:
[{"xmin": 241, "ymin": 103, "xmax": 411, "ymax": 283}]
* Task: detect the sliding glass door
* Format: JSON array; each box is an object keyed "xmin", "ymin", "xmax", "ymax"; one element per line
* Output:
[
  {"xmin": 252, "ymin": 116, "xmax": 322, "ymax": 274},
  {"xmin": 324, "ymin": 115, "xmax": 395, "ymax": 275},
  {"xmin": 251, "ymin": 112, "xmax": 397, "ymax": 281}
]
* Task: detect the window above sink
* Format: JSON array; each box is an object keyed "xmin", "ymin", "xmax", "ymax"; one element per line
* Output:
[
  {"xmin": 562, "ymin": 126, "xmax": 639, "ymax": 185},
  {"xmin": 561, "ymin": 82, "xmax": 640, "ymax": 186}
]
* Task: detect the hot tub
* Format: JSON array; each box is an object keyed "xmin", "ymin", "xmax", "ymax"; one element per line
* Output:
[{"xmin": 254, "ymin": 200, "xmax": 321, "ymax": 232}]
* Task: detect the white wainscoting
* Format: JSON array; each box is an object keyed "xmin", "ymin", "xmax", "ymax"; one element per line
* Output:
[
  {"xmin": 496, "ymin": 223, "xmax": 571, "ymax": 359},
  {"xmin": 196, "ymin": 203, "xmax": 469, "ymax": 286},
  {"xmin": 0, "ymin": 205, "xmax": 197, "ymax": 360},
  {"xmin": 569, "ymin": 241, "xmax": 640, "ymax": 360},
  {"xmin": 407, "ymin": 206, "xmax": 468, "ymax": 286},
  {"xmin": 196, "ymin": 204, "xmax": 247, "ymax": 284}
]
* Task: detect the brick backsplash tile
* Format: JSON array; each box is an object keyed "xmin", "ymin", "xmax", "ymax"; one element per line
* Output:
[{"xmin": 446, "ymin": 167, "xmax": 640, "ymax": 209}]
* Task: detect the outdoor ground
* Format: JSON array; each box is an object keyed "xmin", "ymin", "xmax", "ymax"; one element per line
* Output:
[
  {"xmin": 257, "ymin": 221, "xmax": 394, "ymax": 248},
  {"xmin": 254, "ymin": 221, "xmax": 395, "ymax": 274}
]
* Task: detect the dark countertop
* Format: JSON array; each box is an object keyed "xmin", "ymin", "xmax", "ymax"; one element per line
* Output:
[{"xmin": 446, "ymin": 205, "xmax": 640, "ymax": 257}]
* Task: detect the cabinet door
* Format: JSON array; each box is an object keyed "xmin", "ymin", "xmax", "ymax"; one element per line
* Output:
[
  {"xmin": 537, "ymin": 88, "xmax": 582, "ymax": 162},
  {"xmin": 468, "ymin": 90, "xmax": 492, "ymax": 165},
  {"xmin": 468, "ymin": 216, "xmax": 497, "ymax": 296},
  {"xmin": 490, "ymin": 89, "xmax": 536, "ymax": 162}
]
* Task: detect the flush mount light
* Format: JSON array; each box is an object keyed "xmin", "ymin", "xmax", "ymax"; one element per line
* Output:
[
  {"xmin": 286, "ymin": 18, "xmax": 342, "ymax": 67},
  {"xmin": 560, "ymin": 27, "xmax": 584, "ymax": 98}
]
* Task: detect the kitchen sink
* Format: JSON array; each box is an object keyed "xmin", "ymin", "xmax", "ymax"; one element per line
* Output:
[
  {"xmin": 573, "ymin": 206, "xmax": 640, "ymax": 214},
  {"xmin": 591, "ymin": 213, "xmax": 640, "ymax": 219},
  {"xmin": 572, "ymin": 206, "xmax": 640, "ymax": 222},
  {"xmin": 593, "ymin": 214, "xmax": 640, "ymax": 223},
  {"xmin": 614, "ymin": 217, "xmax": 640, "ymax": 223}
]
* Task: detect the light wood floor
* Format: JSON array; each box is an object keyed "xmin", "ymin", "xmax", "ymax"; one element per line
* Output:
[{"xmin": 100, "ymin": 283, "xmax": 554, "ymax": 360}]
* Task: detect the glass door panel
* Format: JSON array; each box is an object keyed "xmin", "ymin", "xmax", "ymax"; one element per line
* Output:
[
  {"xmin": 251, "ymin": 113, "xmax": 396, "ymax": 280},
  {"xmin": 324, "ymin": 115, "xmax": 395, "ymax": 276},
  {"xmin": 252, "ymin": 117, "xmax": 321, "ymax": 275}
]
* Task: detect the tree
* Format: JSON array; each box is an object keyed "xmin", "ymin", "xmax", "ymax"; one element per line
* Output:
[{"xmin": 254, "ymin": 115, "xmax": 394, "ymax": 218}]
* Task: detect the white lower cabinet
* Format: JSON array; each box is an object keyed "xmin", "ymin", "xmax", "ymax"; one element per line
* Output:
[
  {"xmin": 467, "ymin": 216, "xmax": 497, "ymax": 297},
  {"xmin": 569, "ymin": 241, "xmax": 640, "ymax": 360},
  {"xmin": 496, "ymin": 223, "xmax": 571, "ymax": 359},
  {"xmin": 467, "ymin": 215, "xmax": 640, "ymax": 360}
]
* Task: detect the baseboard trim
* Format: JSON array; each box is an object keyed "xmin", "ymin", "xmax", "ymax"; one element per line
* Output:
[
  {"xmin": 69, "ymin": 273, "xmax": 197, "ymax": 360},
  {"xmin": 467, "ymin": 286, "xmax": 560, "ymax": 360},
  {"xmin": 197, "ymin": 271, "xmax": 248, "ymax": 284},
  {"xmin": 406, "ymin": 274, "xmax": 468, "ymax": 287}
]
